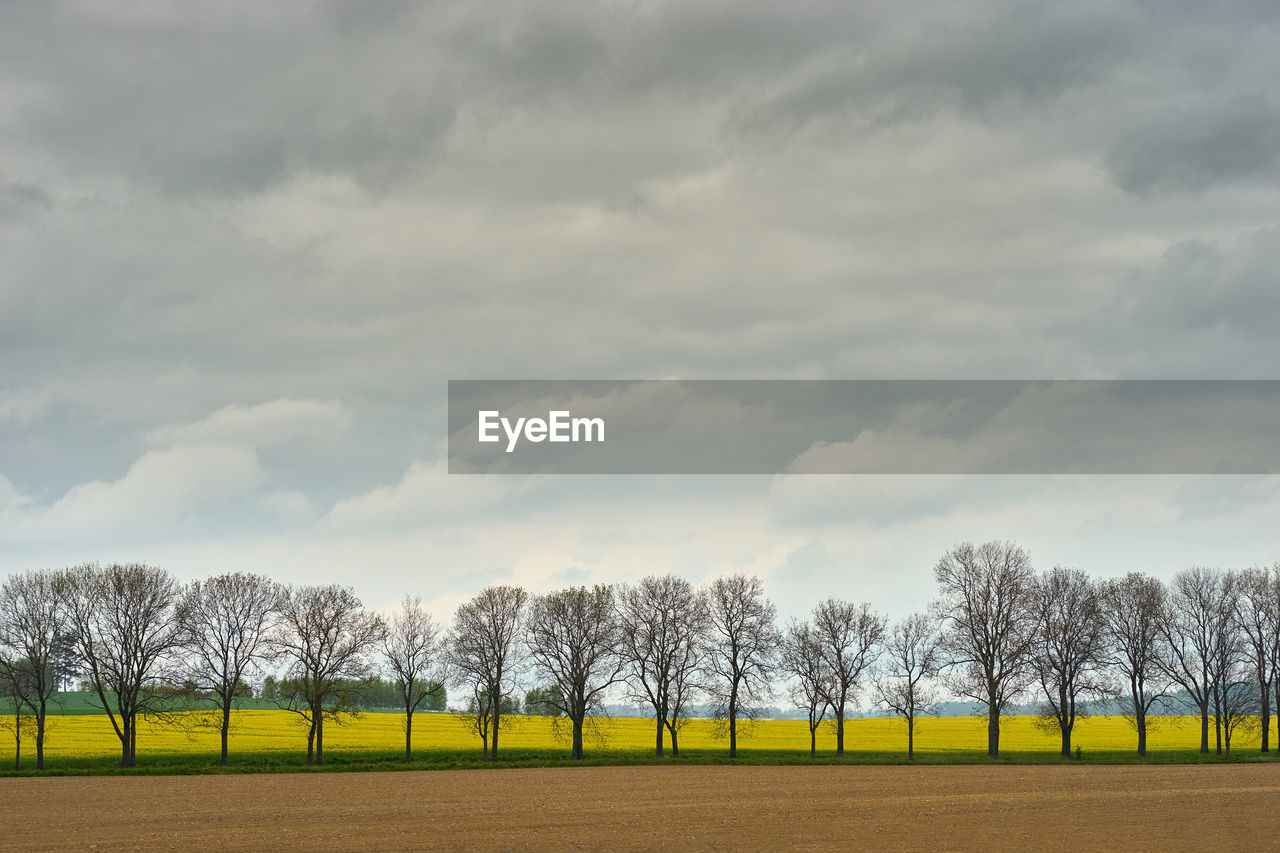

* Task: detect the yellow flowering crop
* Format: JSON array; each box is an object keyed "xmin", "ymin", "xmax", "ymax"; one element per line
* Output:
[{"xmin": 1, "ymin": 711, "xmax": 1268, "ymax": 765}]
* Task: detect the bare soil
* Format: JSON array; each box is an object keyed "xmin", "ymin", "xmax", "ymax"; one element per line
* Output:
[{"xmin": 4, "ymin": 764, "xmax": 1279, "ymax": 851}]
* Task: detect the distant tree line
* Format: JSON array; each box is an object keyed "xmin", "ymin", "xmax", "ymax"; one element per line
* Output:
[
  {"xmin": 258, "ymin": 676, "xmax": 447, "ymax": 712},
  {"xmin": 1, "ymin": 543, "xmax": 1278, "ymax": 769}
]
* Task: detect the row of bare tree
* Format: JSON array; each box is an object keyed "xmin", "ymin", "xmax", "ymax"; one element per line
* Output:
[
  {"xmin": 451, "ymin": 544, "xmax": 1280, "ymax": 763},
  {"xmin": 0, "ymin": 566, "xmax": 403, "ymax": 769},
  {"xmin": 928, "ymin": 543, "xmax": 1280, "ymax": 760},
  {"xmin": 2, "ymin": 542, "xmax": 1277, "ymax": 769},
  {"xmin": 444, "ymin": 578, "xmax": 774, "ymax": 762}
]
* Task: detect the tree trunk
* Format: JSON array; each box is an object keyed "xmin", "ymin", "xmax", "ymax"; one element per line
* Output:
[
  {"xmin": 1211, "ymin": 683, "xmax": 1223, "ymax": 756},
  {"xmin": 835, "ymin": 710, "xmax": 845, "ymax": 757},
  {"xmin": 491, "ymin": 707, "xmax": 500, "ymax": 762},
  {"xmin": 655, "ymin": 716, "xmax": 664, "ymax": 758},
  {"xmin": 670, "ymin": 725, "xmax": 679, "ymax": 758},
  {"xmin": 987, "ymin": 711, "xmax": 1000, "ymax": 759},
  {"xmin": 571, "ymin": 716, "xmax": 584, "ymax": 760},
  {"xmin": 120, "ymin": 716, "xmax": 130, "ymax": 768},
  {"xmin": 405, "ymin": 711, "xmax": 413, "ymax": 763},
  {"xmin": 220, "ymin": 700, "xmax": 231, "ymax": 766},
  {"xmin": 907, "ymin": 716, "xmax": 914, "ymax": 760},
  {"xmin": 1260, "ymin": 681, "xmax": 1271, "ymax": 753},
  {"xmin": 36, "ymin": 697, "xmax": 46, "ymax": 770},
  {"xmin": 809, "ymin": 724, "xmax": 817, "ymax": 759},
  {"xmin": 1199, "ymin": 702, "xmax": 1209, "ymax": 754},
  {"xmin": 316, "ymin": 711, "xmax": 325, "ymax": 765},
  {"xmin": 729, "ymin": 699, "xmax": 738, "ymax": 759},
  {"xmin": 1060, "ymin": 687, "xmax": 1071, "ymax": 758},
  {"xmin": 1136, "ymin": 710, "xmax": 1147, "ymax": 757},
  {"xmin": 306, "ymin": 718, "xmax": 316, "ymax": 766}
]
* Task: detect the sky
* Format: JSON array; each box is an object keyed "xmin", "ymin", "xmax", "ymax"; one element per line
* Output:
[{"xmin": 1, "ymin": 1, "xmax": 1278, "ymax": 629}]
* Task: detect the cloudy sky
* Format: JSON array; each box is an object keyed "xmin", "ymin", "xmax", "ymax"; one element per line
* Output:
[{"xmin": 2, "ymin": 1, "xmax": 1278, "ymax": 626}]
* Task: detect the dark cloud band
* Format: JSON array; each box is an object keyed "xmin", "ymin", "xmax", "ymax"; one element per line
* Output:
[{"xmin": 450, "ymin": 380, "xmax": 1280, "ymax": 474}]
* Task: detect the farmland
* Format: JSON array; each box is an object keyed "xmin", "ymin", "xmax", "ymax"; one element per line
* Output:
[
  {"xmin": 3, "ymin": 711, "xmax": 1277, "ymax": 774},
  {"xmin": 4, "ymin": 764, "xmax": 1280, "ymax": 851}
]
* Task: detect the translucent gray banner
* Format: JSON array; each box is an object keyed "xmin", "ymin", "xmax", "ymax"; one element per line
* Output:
[{"xmin": 447, "ymin": 380, "xmax": 1280, "ymax": 474}]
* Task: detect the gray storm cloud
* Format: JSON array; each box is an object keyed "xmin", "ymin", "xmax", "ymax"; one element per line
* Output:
[{"xmin": 1, "ymin": 1, "xmax": 1277, "ymax": 617}]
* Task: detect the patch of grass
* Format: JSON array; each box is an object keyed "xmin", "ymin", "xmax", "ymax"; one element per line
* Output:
[{"xmin": 5, "ymin": 745, "xmax": 1279, "ymax": 778}]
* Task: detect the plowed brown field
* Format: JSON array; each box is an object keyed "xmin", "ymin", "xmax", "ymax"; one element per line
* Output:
[{"xmin": 5, "ymin": 764, "xmax": 1279, "ymax": 851}]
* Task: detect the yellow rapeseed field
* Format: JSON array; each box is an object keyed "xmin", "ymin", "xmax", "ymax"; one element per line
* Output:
[{"xmin": 2, "ymin": 711, "xmax": 1270, "ymax": 764}]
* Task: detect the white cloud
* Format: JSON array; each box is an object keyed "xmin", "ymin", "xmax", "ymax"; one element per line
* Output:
[
  {"xmin": 325, "ymin": 460, "xmax": 512, "ymax": 531},
  {"xmin": 2, "ymin": 443, "xmax": 264, "ymax": 544},
  {"xmin": 148, "ymin": 398, "xmax": 351, "ymax": 447}
]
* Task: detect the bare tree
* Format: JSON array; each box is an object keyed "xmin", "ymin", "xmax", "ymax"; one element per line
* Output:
[
  {"xmin": 57, "ymin": 563, "xmax": 182, "ymax": 768},
  {"xmin": 1157, "ymin": 567, "xmax": 1233, "ymax": 755},
  {"xmin": 703, "ymin": 574, "xmax": 779, "ymax": 758},
  {"xmin": 933, "ymin": 541, "xmax": 1039, "ymax": 759},
  {"xmin": 1100, "ymin": 572, "xmax": 1170, "ymax": 756},
  {"xmin": 1207, "ymin": 572, "xmax": 1245, "ymax": 756},
  {"xmin": 812, "ymin": 598, "xmax": 885, "ymax": 756},
  {"xmin": 780, "ymin": 619, "xmax": 833, "ymax": 758},
  {"xmin": 1270, "ymin": 565, "xmax": 1280, "ymax": 747},
  {"xmin": 1217, "ymin": 672, "xmax": 1256, "ymax": 756},
  {"xmin": 453, "ymin": 683, "xmax": 498, "ymax": 759},
  {"xmin": 447, "ymin": 584, "xmax": 528, "ymax": 762},
  {"xmin": 1167, "ymin": 567, "xmax": 1258, "ymax": 757},
  {"xmin": 0, "ymin": 672, "xmax": 38, "ymax": 771},
  {"xmin": 1030, "ymin": 567, "xmax": 1110, "ymax": 758},
  {"xmin": 382, "ymin": 595, "xmax": 443, "ymax": 763},
  {"xmin": 1233, "ymin": 566, "xmax": 1278, "ymax": 753},
  {"xmin": 876, "ymin": 612, "xmax": 941, "ymax": 759},
  {"xmin": 616, "ymin": 574, "xmax": 708, "ymax": 758},
  {"xmin": 526, "ymin": 584, "xmax": 624, "ymax": 759},
  {"xmin": 0, "ymin": 569, "xmax": 66, "ymax": 769},
  {"xmin": 269, "ymin": 584, "xmax": 386, "ymax": 765},
  {"xmin": 176, "ymin": 572, "xmax": 280, "ymax": 766}
]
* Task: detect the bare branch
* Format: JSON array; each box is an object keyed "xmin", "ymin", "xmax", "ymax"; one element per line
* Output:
[
  {"xmin": 446, "ymin": 584, "xmax": 528, "ymax": 761},
  {"xmin": 933, "ymin": 540, "xmax": 1039, "ymax": 759},
  {"xmin": 526, "ymin": 584, "xmax": 623, "ymax": 760}
]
